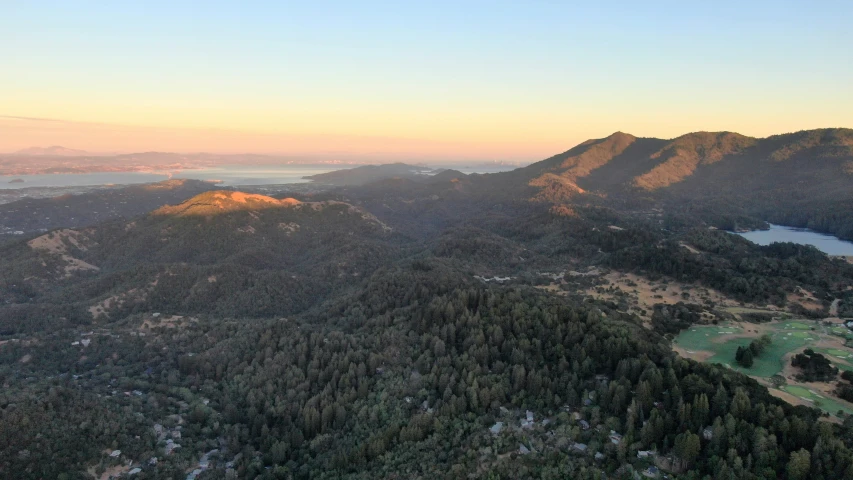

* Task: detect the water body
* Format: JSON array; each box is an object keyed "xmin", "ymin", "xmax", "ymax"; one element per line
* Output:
[
  {"xmin": 452, "ymin": 164, "xmax": 520, "ymax": 175},
  {"xmin": 2, "ymin": 171, "xmax": 171, "ymax": 189},
  {"xmin": 0, "ymin": 165, "xmax": 335, "ymax": 189},
  {"xmin": 175, "ymin": 165, "xmax": 336, "ymax": 186},
  {"xmin": 735, "ymin": 224, "xmax": 853, "ymax": 256},
  {"xmin": 1, "ymin": 163, "xmax": 520, "ymax": 189}
]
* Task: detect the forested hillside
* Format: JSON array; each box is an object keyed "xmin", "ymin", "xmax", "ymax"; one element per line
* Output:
[
  {"xmin": 512, "ymin": 128, "xmax": 853, "ymax": 240},
  {"xmin": 2, "ymin": 129, "xmax": 853, "ymax": 479},
  {"xmin": 0, "ymin": 179, "xmax": 219, "ymax": 234}
]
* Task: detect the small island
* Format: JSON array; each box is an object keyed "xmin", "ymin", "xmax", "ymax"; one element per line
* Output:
[
  {"xmin": 303, "ymin": 163, "xmax": 442, "ymax": 186},
  {"xmin": 8, "ymin": 178, "xmax": 24, "ymax": 184}
]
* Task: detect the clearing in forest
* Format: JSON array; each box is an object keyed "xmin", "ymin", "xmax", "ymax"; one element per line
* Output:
[{"xmin": 673, "ymin": 319, "xmax": 853, "ymax": 416}]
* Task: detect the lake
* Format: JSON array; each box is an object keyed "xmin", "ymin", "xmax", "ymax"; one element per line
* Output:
[
  {"xmin": 735, "ymin": 224, "xmax": 853, "ymax": 256},
  {"xmin": 1, "ymin": 163, "xmax": 520, "ymax": 189}
]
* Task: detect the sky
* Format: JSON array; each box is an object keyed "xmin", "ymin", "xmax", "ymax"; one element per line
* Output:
[{"xmin": 1, "ymin": 1, "xmax": 851, "ymax": 162}]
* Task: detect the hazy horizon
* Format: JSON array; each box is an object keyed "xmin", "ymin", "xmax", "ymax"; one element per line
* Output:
[{"xmin": 2, "ymin": 1, "xmax": 851, "ymax": 161}]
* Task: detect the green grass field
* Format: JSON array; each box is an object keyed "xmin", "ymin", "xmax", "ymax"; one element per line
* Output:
[
  {"xmin": 781, "ymin": 386, "xmax": 853, "ymax": 415},
  {"xmin": 675, "ymin": 324, "xmax": 812, "ymax": 378},
  {"xmin": 824, "ymin": 348, "xmax": 853, "ymax": 358},
  {"xmin": 674, "ymin": 320, "xmax": 853, "ymax": 415},
  {"xmin": 723, "ymin": 306, "xmax": 777, "ymax": 315},
  {"xmin": 830, "ymin": 327, "xmax": 853, "ymax": 338},
  {"xmin": 779, "ymin": 321, "xmax": 812, "ymax": 330},
  {"xmin": 784, "ymin": 386, "xmax": 815, "ymax": 398}
]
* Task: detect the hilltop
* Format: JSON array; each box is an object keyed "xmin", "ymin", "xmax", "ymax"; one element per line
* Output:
[
  {"xmin": 0, "ymin": 188, "xmax": 398, "ymax": 323},
  {"xmin": 0, "ymin": 179, "xmax": 219, "ymax": 234},
  {"xmin": 13, "ymin": 145, "xmax": 89, "ymax": 156},
  {"xmin": 152, "ymin": 190, "xmax": 303, "ymax": 216}
]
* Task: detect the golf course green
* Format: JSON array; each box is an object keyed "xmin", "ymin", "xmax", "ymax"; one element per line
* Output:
[{"xmin": 674, "ymin": 319, "xmax": 853, "ymax": 415}]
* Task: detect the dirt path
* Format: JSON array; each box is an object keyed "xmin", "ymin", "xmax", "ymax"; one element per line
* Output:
[
  {"xmin": 830, "ymin": 298, "xmax": 841, "ymax": 318},
  {"xmin": 672, "ymin": 345, "xmax": 714, "ymax": 362}
]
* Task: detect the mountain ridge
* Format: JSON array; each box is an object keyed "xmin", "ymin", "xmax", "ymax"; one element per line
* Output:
[
  {"xmin": 13, "ymin": 145, "xmax": 89, "ymax": 156},
  {"xmin": 516, "ymin": 128, "xmax": 853, "ymax": 198}
]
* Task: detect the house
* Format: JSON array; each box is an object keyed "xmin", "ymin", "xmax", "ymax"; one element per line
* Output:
[
  {"xmin": 165, "ymin": 440, "xmax": 181, "ymax": 455},
  {"xmin": 637, "ymin": 450, "xmax": 656, "ymax": 459},
  {"xmin": 490, "ymin": 422, "xmax": 504, "ymax": 435},
  {"xmin": 199, "ymin": 449, "xmax": 218, "ymax": 468},
  {"xmin": 109, "ymin": 450, "xmax": 121, "ymax": 458},
  {"xmin": 521, "ymin": 410, "xmax": 535, "ymax": 429},
  {"xmin": 702, "ymin": 427, "xmax": 713, "ymax": 440},
  {"xmin": 579, "ymin": 420, "xmax": 590, "ymax": 430},
  {"xmin": 594, "ymin": 452, "xmax": 605, "ymax": 461},
  {"xmin": 583, "ymin": 398, "xmax": 593, "ymax": 406},
  {"xmin": 571, "ymin": 443, "xmax": 588, "ymax": 453},
  {"xmin": 643, "ymin": 466, "xmax": 660, "ymax": 477},
  {"xmin": 128, "ymin": 468, "xmax": 142, "ymax": 475},
  {"xmin": 609, "ymin": 430, "xmax": 623, "ymax": 445},
  {"xmin": 518, "ymin": 444, "xmax": 531, "ymax": 455}
]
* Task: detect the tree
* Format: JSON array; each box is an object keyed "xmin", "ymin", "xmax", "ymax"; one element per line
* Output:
[
  {"xmin": 787, "ymin": 448, "xmax": 811, "ymax": 480},
  {"xmin": 674, "ymin": 432, "xmax": 701, "ymax": 469},
  {"xmin": 741, "ymin": 348, "xmax": 754, "ymax": 368},
  {"xmin": 730, "ymin": 388, "xmax": 751, "ymax": 419}
]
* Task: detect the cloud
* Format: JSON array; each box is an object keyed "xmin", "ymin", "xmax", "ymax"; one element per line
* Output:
[{"xmin": 0, "ymin": 114, "xmax": 71, "ymax": 123}]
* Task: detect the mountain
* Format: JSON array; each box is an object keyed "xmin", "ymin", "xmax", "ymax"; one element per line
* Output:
[
  {"xmin": 13, "ymin": 145, "xmax": 89, "ymax": 156},
  {"xmin": 0, "ymin": 190, "xmax": 398, "ymax": 326},
  {"xmin": 4, "ymin": 129, "xmax": 853, "ymax": 479},
  {"xmin": 303, "ymin": 162, "xmax": 441, "ymax": 186},
  {"xmin": 151, "ymin": 190, "xmax": 304, "ymax": 217},
  {"xmin": 0, "ymin": 179, "xmax": 220, "ymax": 235},
  {"xmin": 517, "ymin": 128, "xmax": 853, "ymax": 196},
  {"xmin": 496, "ymin": 128, "xmax": 853, "ymax": 237}
]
